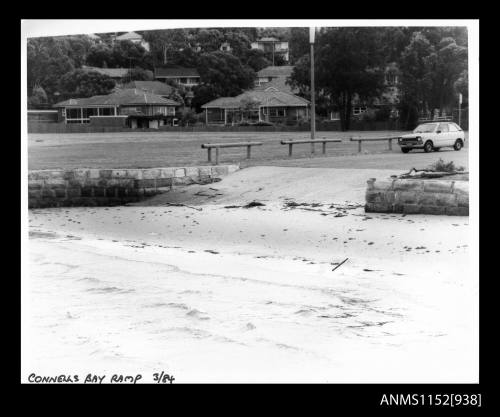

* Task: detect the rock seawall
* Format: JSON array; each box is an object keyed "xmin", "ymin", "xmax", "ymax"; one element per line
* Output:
[
  {"xmin": 28, "ymin": 165, "xmax": 239, "ymax": 208},
  {"xmin": 365, "ymin": 177, "xmax": 469, "ymax": 216}
]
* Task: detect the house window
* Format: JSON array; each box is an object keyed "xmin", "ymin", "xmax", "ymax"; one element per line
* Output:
[
  {"xmin": 353, "ymin": 106, "xmax": 367, "ymax": 115},
  {"xmin": 98, "ymin": 107, "xmax": 114, "ymax": 116},
  {"xmin": 264, "ymin": 107, "xmax": 286, "ymax": 117},
  {"xmin": 65, "ymin": 108, "xmax": 89, "ymax": 124},
  {"xmin": 155, "ymin": 106, "xmax": 175, "ymax": 116},
  {"xmin": 65, "ymin": 107, "xmax": 116, "ymax": 123}
]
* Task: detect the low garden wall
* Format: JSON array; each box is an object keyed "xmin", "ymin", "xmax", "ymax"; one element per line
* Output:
[
  {"xmin": 28, "ymin": 164, "xmax": 239, "ymax": 208},
  {"xmin": 365, "ymin": 177, "xmax": 469, "ymax": 216},
  {"xmin": 28, "ymin": 120, "xmax": 404, "ymax": 134}
]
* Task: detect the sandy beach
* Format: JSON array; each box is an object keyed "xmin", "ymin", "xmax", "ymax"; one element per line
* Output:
[{"xmin": 24, "ymin": 167, "xmax": 478, "ymax": 383}]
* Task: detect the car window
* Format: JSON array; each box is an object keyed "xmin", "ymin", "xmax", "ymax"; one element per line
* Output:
[
  {"xmin": 414, "ymin": 124, "xmax": 437, "ymax": 133},
  {"xmin": 438, "ymin": 123, "xmax": 449, "ymax": 132},
  {"xmin": 448, "ymin": 123, "xmax": 458, "ymax": 132}
]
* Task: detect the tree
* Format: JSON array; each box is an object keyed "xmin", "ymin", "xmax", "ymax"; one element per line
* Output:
[
  {"xmin": 57, "ymin": 69, "xmax": 116, "ymax": 100},
  {"xmin": 27, "ymin": 37, "xmax": 75, "ymax": 103},
  {"xmin": 124, "ymin": 67, "xmax": 155, "ymax": 82},
  {"xmin": 85, "ymin": 43, "xmax": 113, "ymax": 67},
  {"xmin": 397, "ymin": 32, "xmax": 435, "ymax": 128},
  {"xmin": 191, "ymin": 51, "xmax": 256, "ymax": 111},
  {"xmin": 289, "ymin": 27, "xmax": 309, "ymax": 64},
  {"xmin": 28, "ymin": 86, "xmax": 48, "ymax": 109},
  {"xmin": 426, "ymin": 37, "xmax": 468, "ymax": 113},
  {"xmin": 242, "ymin": 49, "xmax": 272, "ymax": 72},
  {"xmin": 396, "ymin": 30, "xmax": 467, "ymax": 128},
  {"xmin": 289, "ymin": 27, "xmax": 387, "ymax": 131},
  {"xmin": 86, "ymin": 40, "xmax": 150, "ymax": 69},
  {"xmin": 142, "ymin": 29, "xmax": 190, "ymax": 66},
  {"xmin": 194, "ymin": 28, "xmax": 224, "ymax": 52}
]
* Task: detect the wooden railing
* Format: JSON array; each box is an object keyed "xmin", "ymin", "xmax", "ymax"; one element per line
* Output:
[
  {"xmin": 349, "ymin": 136, "xmax": 401, "ymax": 153},
  {"xmin": 280, "ymin": 139, "xmax": 342, "ymax": 157},
  {"xmin": 201, "ymin": 142, "xmax": 263, "ymax": 164}
]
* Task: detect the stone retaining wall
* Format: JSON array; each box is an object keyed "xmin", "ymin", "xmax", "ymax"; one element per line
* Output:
[
  {"xmin": 28, "ymin": 164, "xmax": 239, "ymax": 208},
  {"xmin": 365, "ymin": 177, "xmax": 469, "ymax": 216}
]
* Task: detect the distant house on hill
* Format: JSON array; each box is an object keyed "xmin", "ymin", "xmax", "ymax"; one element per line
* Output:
[
  {"xmin": 113, "ymin": 31, "xmax": 150, "ymax": 51},
  {"xmin": 154, "ymin": 67, "xmax": 200, "ymax": 89},
  {"xmin": 53, "ymin": 88, "xmax": 180, "ymax": 129},
  {"xmin": 251, "ymin": 37, "xmax": 289, "ymax": 63},
  {"xmin": 86, "ymin": 33, "xmax": 102, "ymax": 44},
  {"xmin": 254, "ymin": 65, "xmax": 296, "ymax": 94},
  {"xmin": 219, "ymin": 42, "xmax": 232, "ymax": 52},
  {"xmin": 201, "ymin": 89, "xmax": 309, "ymax": 125}
]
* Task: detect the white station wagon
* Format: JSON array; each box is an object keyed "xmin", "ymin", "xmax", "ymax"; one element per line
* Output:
[{"xmin": 397, "ymin": 122, "xmax": 465, "ymax": 153}]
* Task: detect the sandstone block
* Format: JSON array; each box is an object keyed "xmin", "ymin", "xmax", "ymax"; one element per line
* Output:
[
  {"xmin": 393, "ymin": 180, "xmax": 424, "ymax": 192},
  {"xmin": 403, "ymin": 204, "xmax": 421, "ymax": 214},
  {"xmin": 142, "ymin": 169, "xmax": 162, "ymax": 179},
  {"xmin": 174, "ymin": 168, "xmax": 186, "ymax": 178},
  {"xmin": 159, "ymin": 168, "xmax": 175, "ymax": 178},
  {"xmin": 395, "ymin": 191, "xmax": 420, "ymax": 205},
  {"xmin": 420, "ymin": 206, "xmax": 446, "ymax": 215},
  {"xmin": 423, "ymin": 180, "xmax": 453, "ymax": 194},
  {"xmin": 445, "ymin": 206, "xmax": 469, "ymax": 216},
  {"xmin": 211, "ymin": 166, "xmax": 228, "ymax": 176},
  {"xmin": 125, "ymin": 169, "xmax": 143, "ymax": 179}
]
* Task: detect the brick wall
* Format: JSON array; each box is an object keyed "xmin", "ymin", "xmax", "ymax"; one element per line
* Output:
[
  {"xmin": 365, "ymin": 177, "xmax": 469, "ymax": 216},
  {"xmin": 28, "ymin": 164, "xmax": 239, "ymax": 208}
]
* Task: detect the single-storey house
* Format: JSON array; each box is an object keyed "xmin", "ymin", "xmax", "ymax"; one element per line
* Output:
[
  {"xmin": 201, "ymin": 90, "xmax": 310, "ymax": 125},
  {"xmin": 154, "ymin": 67, "xmax": 200, "ymax": 89},
  {"xmin": 53, "ymin": 88, "xmax": 181, "ymax": 129}
]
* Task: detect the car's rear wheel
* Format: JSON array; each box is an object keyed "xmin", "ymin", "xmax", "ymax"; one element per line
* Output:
[
  {"xmin": 423, "ymin": 141, "xmax": 434, "ymax": 153},
  {"xmin": 401, "ymin": 148, "xmax": 410, "ymax": 153},
  {"xmin": 454, "ymin": 139, "xmax": 463, "ymax": 151}
]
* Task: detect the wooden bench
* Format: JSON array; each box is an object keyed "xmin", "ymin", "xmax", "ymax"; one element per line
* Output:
[
  {"xmin": 280, "ymin": 139, "xmax": 342, "ymax": 157},
  {"xmin": 201, "ymin": 142, "xmax": 263, "ymax": 165},
  {"xmin": 349, "ymin": 136, "xmax": 401, "ymax": 153}
]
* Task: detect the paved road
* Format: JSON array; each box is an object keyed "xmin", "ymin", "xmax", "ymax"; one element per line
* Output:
[{"xmin": 28, "ymin": 130, "xmax": 469, "ymax": 170}]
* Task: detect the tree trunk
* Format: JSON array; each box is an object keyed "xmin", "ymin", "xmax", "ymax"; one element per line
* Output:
[{"xmin": 345, "ymin": 91, "xmax": 352, "ymax": 131}]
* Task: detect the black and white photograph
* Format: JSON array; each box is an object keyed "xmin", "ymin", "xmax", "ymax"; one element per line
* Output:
[{"xmin": 21, "ymin": 19, "xmax": 479, "ymax": 387}]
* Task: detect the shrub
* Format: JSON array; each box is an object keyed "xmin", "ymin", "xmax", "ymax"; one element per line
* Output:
[
  {"xmin": 360, "ymin": 109, "xmax": 377, "ymax": 122},
  {"xmin": 428, "ymin": 158, "xmax": 465, "ymax": 172}
]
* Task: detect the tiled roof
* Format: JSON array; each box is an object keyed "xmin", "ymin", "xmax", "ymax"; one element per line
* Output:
[
  {"xmin": 54, "ymin": 89, "xmax": 180, "ymax": 107},
  {"xmin": 254, "ymin": 78, "xmax": 296, "ymax": 94},
  {"xmin": 154, "ymin": 67, "xmax": 200, "ymax": 78},
  {"xmin": 257, "ymin": 65, "xmax": 294, "ymax": 78},
  {"xmin": 121, "ymin": 81, "xmax": 174, "ymax": 96},
  {"xmin": 202, "ymin": 89, "xmax": 309, "ymax": 109},
  {"xmin": 115, "ymin": 31, "xmax": 143, "ymax": 41},
  {"xmin": 81, "ymin": 65, "xmax": 129, "ymax": 78}
]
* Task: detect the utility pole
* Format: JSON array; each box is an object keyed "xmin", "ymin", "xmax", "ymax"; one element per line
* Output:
[
  {"xmin": 310, "ymin": 27, "xmax": 316, "ymax": 153},
  {"xmin": 458, "ymin": 93, "xmax": 463, "ymax": 127}
]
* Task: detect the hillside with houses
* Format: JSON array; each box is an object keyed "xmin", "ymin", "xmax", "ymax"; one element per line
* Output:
[{"xmin": 27, "ymin": 27, "xmax": 468, "ymax": 131}]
